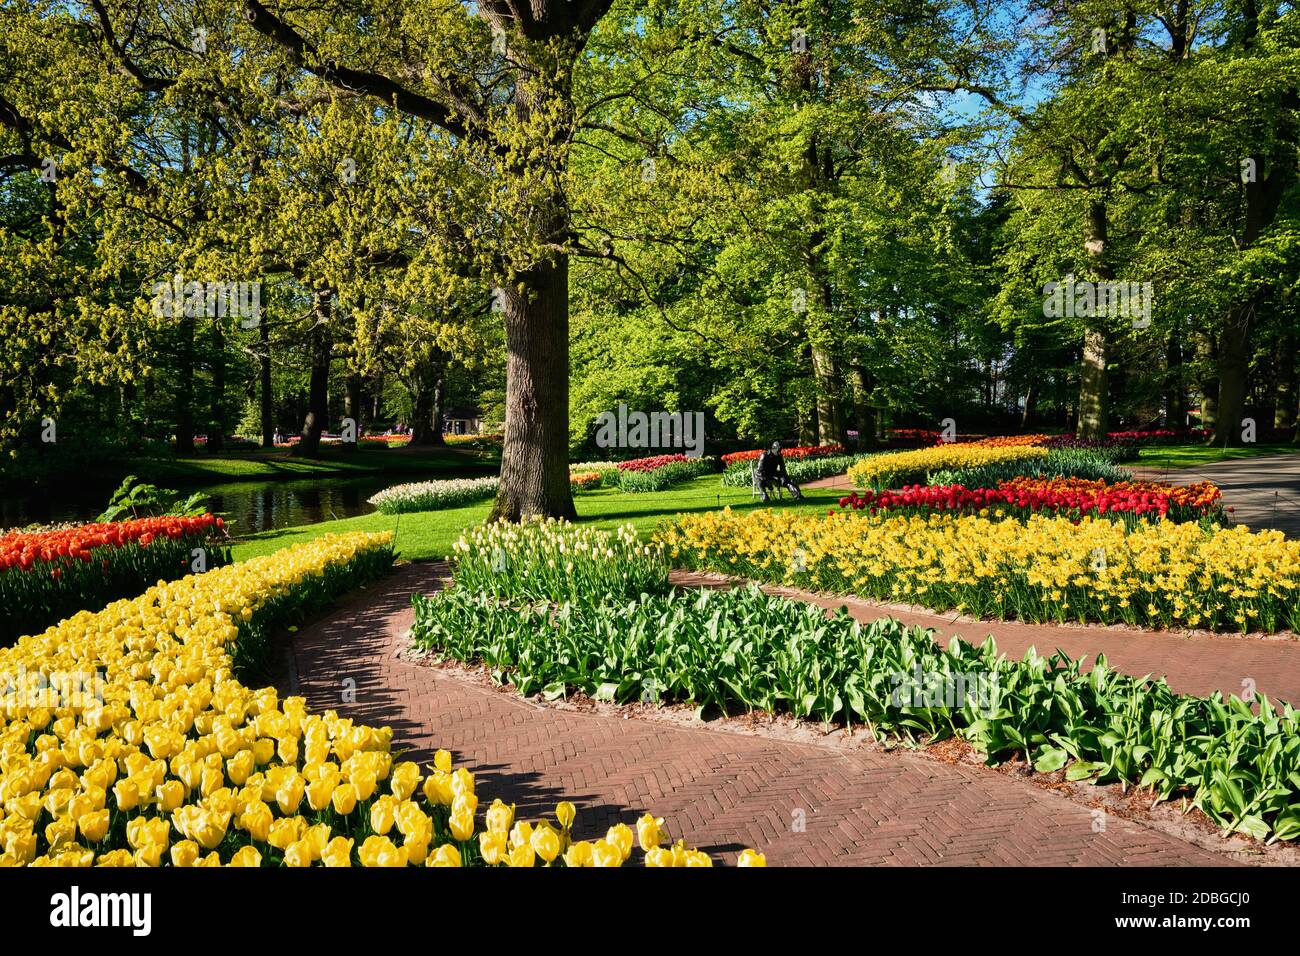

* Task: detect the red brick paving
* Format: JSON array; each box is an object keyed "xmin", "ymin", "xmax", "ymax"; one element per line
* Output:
[{"xmin": 281, "ymin": 562, "xmax": 1229, "ymax": 866}]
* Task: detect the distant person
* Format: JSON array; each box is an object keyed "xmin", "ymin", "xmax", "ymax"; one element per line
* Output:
[{"xmin": 757, "ymin": 441, "xmax": 802, "ymax": 502}]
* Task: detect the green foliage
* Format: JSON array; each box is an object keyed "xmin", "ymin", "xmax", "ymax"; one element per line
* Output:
[
  {"xmin": 411, "ymin": 581, "xmax": 1300, "ymax": 842},
  {"xmin": 97, "ymin": 476, "xmax": 209, "ymax": 522},
  {"xmin": 929, "ymin": 450, "xmax": 1134, "ymax": 488}
]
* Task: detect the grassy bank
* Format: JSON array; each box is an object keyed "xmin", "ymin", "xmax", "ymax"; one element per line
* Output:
[
  {"xmin": 229, "ymin": 475, "xmax": 843, "ymax": 562},
  {"xmin": 1136, "ymin": 442, "xmax": 1297, "ymax": 469},
  {"xmin": 118, "ymin": 445, "xmax": 497, "ymax": 486}
]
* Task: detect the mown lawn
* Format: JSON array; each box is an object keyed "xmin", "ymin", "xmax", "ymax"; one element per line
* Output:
[
  {"xmin": 143, "ymin": 444, "xmax": 498, "ymax": 484},
  {"xmin": 1137, "ymin": 442, "xmax": 1297, "ymax": 469},
  {"xmin": 229, "ymin": 475, "xmax": 845, "ymax": 562}
]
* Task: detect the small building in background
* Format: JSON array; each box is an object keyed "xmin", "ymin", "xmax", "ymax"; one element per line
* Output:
[{"xmin": 443, "ymin": 405, "xmax": 484, "ymax": 436}]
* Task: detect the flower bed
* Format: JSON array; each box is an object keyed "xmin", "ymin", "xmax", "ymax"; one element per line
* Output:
[
  {"xmin": 570, "ymin": 471, "xmax": 604, "ymax": 491},
  {"xmin": 839, "ymin": 477, "xmax": 1224, "ymax": 525},
  {"xmin": 368, "ymin": 477, "xmax": 498, "ymax": 514},
  {"xmin": 0, "ymin": 515, "xmax": 228, "ymax": 646},
  {"xmin": 847, "ymin": 444, "xmax": 1049, "ymax": 490},
  {"xmin": 0, "ymin": 532, "xmax": 733, "ymax": 866},
  {"xmin": 720, "ymin": 444, "xmax": 844, "ymax": 467},
  {"xmin": 451, "ymin": 518, "xmax": 670, "ymax": 604},
  {"xmin": 927, "ymin": 447, "xmax": 1133, "ymax": 488},
  {"xmin": 615, "ymin": 454, "xmax": 715, "ymax": 492},
  {"xmin": 656, "ymin": 508, "xmax": 1300, "ymax": 633},
  {"xmin": 412, "ymin": 582, "xmax": 1300, "ymax": 842}
]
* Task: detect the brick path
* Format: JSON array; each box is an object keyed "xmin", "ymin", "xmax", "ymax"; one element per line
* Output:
[
  {"xmin": 281, "ymin": 562, "xmax": 1228, "ymax": 866},
  {"xmin": 1132, "ymin": 453, "xmax": 1300, "ymax": 538}
]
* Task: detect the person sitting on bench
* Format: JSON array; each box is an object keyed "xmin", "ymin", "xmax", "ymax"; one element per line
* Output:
[{"xmin": 757, "ymin": 441, "xmax": 803, "ymax": 502}]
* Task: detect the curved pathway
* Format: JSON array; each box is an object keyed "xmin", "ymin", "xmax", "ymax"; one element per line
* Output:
[
  {"xmin": 281, "ymin": 563, "xmax": 1228, "ymax": 866},
  {"xmin": 1132, "ymin": 453, "xmax": 1300, "ymax": 538}
]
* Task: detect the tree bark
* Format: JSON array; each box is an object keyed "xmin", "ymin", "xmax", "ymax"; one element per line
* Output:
[
  {"xmin": 811, "ymin": 344, "xmax": 843, "ymax": 445},
  {"xmin": 1164, "ymin": 331, "xmax": 1185, "ymax": 428},
  {"xmin": 409, "ymin": 362, "xmax": 448, "ymax": 447},
  {"xmin": 1021, "ymin": 381, "xmax": 1037, "ymax": 430},
  {"xmin": 296, "ymin": 295, "xmax": 332, "ymax": 458},
  {"xmin": 1215, "ymin": 305, "xmax": 1253, "ymax": 448},
  {"xmin": 1276, "ymin": 332, "xmax": 1297, "ymax": 434},
  {"xmin": 259, "ymin": 318, "xmax": 273, "ymax": 449},
  {"xmin": 208, "ymin": 317, "xmax": 226, "ymax": 452},
  {"xmin": 488, "ymin": 254, "xmax": 577, "ymax": 522},
  {"xmin": 176, "ymin": 312, "xmax": 195, "ymax": 454},
  {"xmin": 1077, "ymin": 200, "xmax": 1112, "ymax": 439},
  {"xmin": 849, "ymin": 363, "xmax": 876, "ymax": 450}
]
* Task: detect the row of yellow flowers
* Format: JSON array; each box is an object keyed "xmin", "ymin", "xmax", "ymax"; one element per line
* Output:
[
  {"xmin": 846, "ymin": 444, "xmax": 1048, "ymax": 490},
  {"xmin": 0, "ymin": 533, "xmax": 761, "ymax": 867},
  {"xmin": 656, "ymin": 508, "xmax": 1300, "ymax": 634}
]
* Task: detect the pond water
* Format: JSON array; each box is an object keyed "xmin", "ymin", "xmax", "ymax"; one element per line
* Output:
[{"xmin": 0, "ymin": 474, "xmax": 399, "ymax": 535}]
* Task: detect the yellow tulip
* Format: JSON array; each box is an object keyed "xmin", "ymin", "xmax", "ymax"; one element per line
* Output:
[
  {"xmin": 636, "ymin": 813, "xmax": 665, "ymax": 851},
  {"xmin": 478, "ymin": 830, "xmax": 508, "ymax": 866},
  {"xmin": 508, "ymin": 842, "xmax": 536, "ymax": 868},
  {"xmin": 331, "ymin": 783, "xmax": 358, "ymax": 815},
  {"xmin": 390, "ymin": 761, "xmax": 421, "ymax": 800},
  {"xmin": 170, "ymin": 840, "xmax": 201, "ymax": 867},
  {"xmin": 427, "ymin": 843, "xmax": 461, "ymax": 867},
  {"xmin": 555, "ymin": 801, "xmax": 576, "ymax": 831},
  {"xmin": 432, "ymin": 749, "xmax": 453, "ymax": 774},
  {"xmin": 606, "ymin": 823, "xmax": 634, "ymax": 861},
  {"xmin": 284, "ymin": 840, "xmax": 314, "ymax": 868},
  {"xmin": 645, "ymin": 847, "xmax": 674, "ymax": 867},
  {"xmin": 563, "ymin": 840, "xmax": 593, "ymax": 868},
  {"xmin": 320, "ymin": 837, "xmax": 354, "ymax": 867},
  {"xmin": 78, "ymin": 809, "xmax": 110, "ymax": 843},
  {"xmin": 590, "ymin": 839, "xmax": 623, "ymax": 868},
  {"xmin": 228, "ymin": 846, "xmax": 262, "ymax": 867},
  {"xmin": 358, "ymin": 835, "xmax": 407, "ymax": 868},
  {"xmin": 448, "ymin": 809, "xmax": 475, "ymax": 842},
  {"xmin": 530, "ymin": 824, "xmax": 561, "ymax": 864},
  {"xmin": 370, "ymin": 795, "xmax": 398, "ymax": 836},
  {"xmin": 737, "ymin": 849, "xmax": 767, "ymax": 867}
]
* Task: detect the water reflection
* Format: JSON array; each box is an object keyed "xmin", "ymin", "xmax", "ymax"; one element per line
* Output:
[{"xmin": 0, "ymin": 475, "xmax": 400, "ymax": 535}]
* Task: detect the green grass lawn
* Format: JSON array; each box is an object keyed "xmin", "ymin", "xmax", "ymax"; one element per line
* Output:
[
  {"xmin": 143, "ymin": 445, "xmax": 498, "ymax": 485},
  {"xmin": 229, "ymin": 475, "xmax": 845, "ymax": 562},
  {"xmin": 1137, "ymin": 442, "xmax": 1297, "ymax": 469}
]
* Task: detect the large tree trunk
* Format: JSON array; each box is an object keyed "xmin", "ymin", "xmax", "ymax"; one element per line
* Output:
[
  {"xmin": 296, "ymin": 296, "xmax": 332, "ymax": 458},
  {"xmin": 344, "ymin": 373, "xmax": 365, "ymax": 434},
  {"xmin": 1077, "ymin": 200, "xmax": 1112, "ymax": 439},
  {"xmin": 1164, "ymin": 331, "xmax": 1185, "ymax": 428},
  {"xmin": 259, "ymin": 318, "xmax": 273, "ymax": 449},
  {"xmin": 849, "ymin": 363, "xmax": 876, "ymax": 450},
  {"xmin": 1078, "ymin": 329, "xmax": 1109, "ymax": 439},
  {"xmin": 488, "ymin": 254, "xmax": 576, "ymax": 522},
  {"xmin": 1021, "ymin": 381, "xmax": 1037, "ymax": 430},
  {"xmin": 409, "ymin": 362, "xmax": 448, "ymax": 447},
  {"xmin": 1276, "ymin": 332, "xmax": 1297, "ymax": 435},
  {"xmin": 176, "ymin": 312, "xmax": 195, "ymax": 454},
  {"xmin": 811, "ymin": 344, "xmax": 843, "ymax": 445},
  {"xmin": 1215, "ymin": 305, "xmax": 1253, "ymax": 448},
  {"xmin": 208, "ymin": 317, "xmax": 226, "ymax": 452}
]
